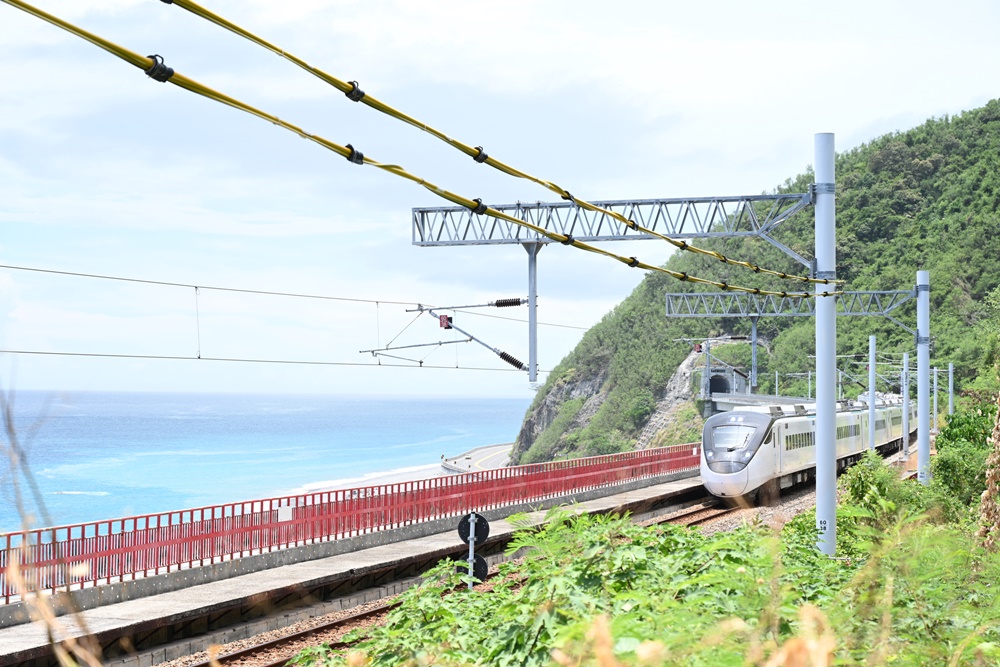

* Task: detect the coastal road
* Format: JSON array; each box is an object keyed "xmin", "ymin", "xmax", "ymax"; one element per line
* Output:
[{"xmin": 443, "ymin": 443, "xmax": 512, "ymax": 472}]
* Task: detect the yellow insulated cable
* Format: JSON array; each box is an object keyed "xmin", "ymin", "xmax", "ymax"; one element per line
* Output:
[
  {"xmin": 0, "ymin": 0, "xmax": 836, "ymax": 299},
  {"xmin": 162, "ymin": 0, "xmax": 842, "ymax": 287}
]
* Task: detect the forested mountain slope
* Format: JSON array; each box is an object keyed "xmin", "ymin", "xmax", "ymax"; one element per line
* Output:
[{"xmin": 513, "ymin": 99, "xmax": 1000, "ymax": 464}]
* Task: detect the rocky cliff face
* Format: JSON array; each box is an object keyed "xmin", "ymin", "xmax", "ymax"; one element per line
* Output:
[
  {"xmin": 512, "ymin": 349, "xmax": 705, "ymax": 463},
  {"xmin": 511, "ymin": 365, "xmax": 608, "ymax": 462},
  {"xmin": 633, "ymin": 351, "xmax": 704, "ymax": 449}
]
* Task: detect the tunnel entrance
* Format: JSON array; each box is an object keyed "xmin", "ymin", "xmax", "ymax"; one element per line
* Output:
[{"xmin": 709, "ymin": 374, "xmax": 732, "ymax": 394}]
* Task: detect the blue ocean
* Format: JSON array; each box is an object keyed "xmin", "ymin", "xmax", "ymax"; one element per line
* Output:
[{"xmin": 0, "ymin": 392, "xmax": 530, "ymax": 534}]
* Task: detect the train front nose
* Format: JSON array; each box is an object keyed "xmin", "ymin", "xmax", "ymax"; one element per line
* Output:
[{"xmin": 702, "ymin": 462, "xmax": 749, "ymax": 497}]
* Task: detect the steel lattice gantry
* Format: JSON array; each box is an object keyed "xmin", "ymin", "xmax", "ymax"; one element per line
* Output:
[
  {"xmin": 412, "ymin": 193, "xmax": 816, "ymax": 382},
  {"xmin": 665, "ymin": 290, "xmax": 915, "ymax": 320},
  {"xmin": 413, "ymin": 193, "xmax": 813, "ymax": 266},
  {"xmin": 665, "ymin": 288, "xmax": 917, "ymax": 396}
]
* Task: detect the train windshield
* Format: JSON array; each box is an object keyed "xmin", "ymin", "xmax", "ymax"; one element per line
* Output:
[{"xmin": 710, "ymin": 425, "xmax": 756, "ymax": 451}]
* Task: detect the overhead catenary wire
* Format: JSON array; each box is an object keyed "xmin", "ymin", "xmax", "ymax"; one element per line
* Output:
[
  {"xmin": 453, "ymin": 310, "xmax": 589, "ymax": 330},
  {"xmin": 0, "ymin": 0, "xmax": 837, "ymax": 300},
  {"xmin": 0, "ymin": 349, "xmax": 544, "ymax": 372},
  {"xmin": 160, "ymin": 0, "xmax": 841, "ymax": 288},
  {"xmin": 0, "ymin": 263, "xmax": 417, "ymax": 306},
  {"xmin": 0, "ymin": 263, "xmax": 590, "ymax": 330}
]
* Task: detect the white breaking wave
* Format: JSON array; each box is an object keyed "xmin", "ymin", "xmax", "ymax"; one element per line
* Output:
[
  {"xmin": 51, "ymin": 491, "xmax": 111, "ymax": 496},
  {"xmin": 287, "ymin": 463, "xmax": 443, "ymax": 494}
]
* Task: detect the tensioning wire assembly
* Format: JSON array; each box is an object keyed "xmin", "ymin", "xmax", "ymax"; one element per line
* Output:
[
  {"xmin": 157, "ymin": 0, "xmax": 839, "ymax": 288},
  {"xmin": 0, "ymin": 0, "xmax": 841, "ymax": 299},
  {"xmin": 360, "ymin": 300, "xmax": 529, "ymax": 370}
]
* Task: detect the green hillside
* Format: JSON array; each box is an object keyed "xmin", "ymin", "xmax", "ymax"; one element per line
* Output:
[{"xmin": 514, "ymin": 99, "xmax": 1000, "ymax": 464}]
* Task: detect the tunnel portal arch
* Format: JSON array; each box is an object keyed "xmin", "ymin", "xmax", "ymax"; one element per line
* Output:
[{"xmin": 709, "ymin": 374, "xmax": 731, "ymax": 394}]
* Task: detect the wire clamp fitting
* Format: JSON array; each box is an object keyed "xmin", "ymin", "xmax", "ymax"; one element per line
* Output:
[
  {"xmin": 678, "ymin": 272, "xmax": 689, "ymax": 281},
  {"xmin": 159, "ymin": 0, "xmax": 174, "ymax": 3},
  {"xmin": 561, "ymin": 191, "xmax": 575, "ymax": 203},
  {"xmin": 627, "ymin": 257, "xmax": 639, "ymax": 268},
  {"xmin": 144, "ymin": 55, "xmax": 174, "ymax": 82},
  {"xmin": 471, "ymin": 198, "xmax": 488, "ymax": 215},
  {"xmin": 345, "ymin": 144, "xmax": 364, "ymax": 164},
  {"xmin": 346, "ymin": 81, "xmax": 365, "ymax": 102},
  {"xmin": 809, "ymin": 182, "xmax": 836, "ymax": 203},
  {"xmin": 473, "ymin": 146, "xmax": 489, "ymax": 163},
  {"xmin": 560, "ymin": 234, "xmax": 574, "ymax": 245}
]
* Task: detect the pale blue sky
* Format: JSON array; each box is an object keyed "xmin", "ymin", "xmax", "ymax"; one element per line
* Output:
[{"xmin": 0, "ymin": 0, "xmax": 996, "ymax": 397}]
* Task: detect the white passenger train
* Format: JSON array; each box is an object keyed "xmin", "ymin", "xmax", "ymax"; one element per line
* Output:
[{"xmin": 700, "ymin": 396, "xmax": 917, "ymax": 500}]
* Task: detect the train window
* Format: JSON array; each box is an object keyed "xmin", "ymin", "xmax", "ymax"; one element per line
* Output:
[{"xmin": 711, "ymin": 425, "xmax": 756, "ymax": 451}]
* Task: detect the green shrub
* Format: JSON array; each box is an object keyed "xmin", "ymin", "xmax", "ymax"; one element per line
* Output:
[
  {"xmin": 621, "ymin": 388, "xmax": 656, "ymax": 429},
  {"xmin": 938, "ymin": 401, "xmax": 997, "ymax": 450},
  {"xmin": 839, "ymin": 451, "xmax": 928, "ymax": 531},
  {"xmin": 931, "ymin": 441, "xmax": 989, "ymax": 506}
]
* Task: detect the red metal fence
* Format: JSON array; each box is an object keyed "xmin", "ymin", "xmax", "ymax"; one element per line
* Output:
[{"xmin": 0, "ymin": 443, "xmax": 699, "ymax": 603}]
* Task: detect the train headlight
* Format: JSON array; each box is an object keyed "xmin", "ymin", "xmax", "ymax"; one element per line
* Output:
[{"xmin": 707, "ymin": 461, "xmax": 746, "ymax": 474}]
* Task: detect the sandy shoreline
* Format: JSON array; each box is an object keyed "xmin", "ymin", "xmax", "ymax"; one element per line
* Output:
[{"xmin": 287, "ymin": 443, "xmax": 514, "ymax": 493}]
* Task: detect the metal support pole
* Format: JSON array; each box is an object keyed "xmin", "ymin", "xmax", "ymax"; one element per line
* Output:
[
  {"xmin": 949, "ymin": 362, "xmax": 954, "ymax": 416},
  {"xmin": 702, "ymin": 340, "xmax": 711, "ymax": 399},
  {"xmin": 808, "ymin": 370, "xmax": 812, "ymax": 400},
  {"xmin": 775, "ymin": 370, "xmax": 779, "ymax": 396},
  {"xmin": 868, "ymin": 335, "xmax": 876, "ymax": 450},
  {"xmin": 933, "ymin": 367, "xmax": 939, "ymax": 433},
  {"xmin": 902, "ymin": 352, "xmax": 910, "ymax": 460},
  {"xmin": 467, "ymin": 513, "xmax": 476, "ymax": 590},
  {"xmin": 523, "ymin": 243, "xmax": 541, "ymax": 383},
  {"xmin": 750, "ymin": 317, "xmax": 759, "ymax": 390},
  {"xmin": 702, "ymin": 340, "xmax": 712, "ymax": 417},
  {"xmin": 917, "ymin": 270, "xmax": 931, "ymax": 485},
  {"xmin": 814, "ymin": 132, "xmax": 837, "ymax": 554},
  {"xmin": 838, "ymin": 369, "xmax": 843, "ymax": 400}
]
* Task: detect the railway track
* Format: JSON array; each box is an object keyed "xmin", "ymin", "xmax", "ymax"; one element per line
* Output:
[
  {"xmin": 187, "ymin": 569, "xmax": 510, "ymax": 667},
  {"xmin": 643, "ymin": 501, "xmax": 739, "ymax": 527},
  {"xmin": 187, "ymin": 603, "xmax": 394, "ymax": 667}
]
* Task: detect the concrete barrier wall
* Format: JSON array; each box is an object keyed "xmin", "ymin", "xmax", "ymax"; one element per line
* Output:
[{"xmin": 0, "ymin": 468, "xmax": 697, "ymax": 628}]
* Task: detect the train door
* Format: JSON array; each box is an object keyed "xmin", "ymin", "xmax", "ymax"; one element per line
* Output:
[{"xmin": 764, "ymin": 425, "xmax": 778, "ymax": 473}]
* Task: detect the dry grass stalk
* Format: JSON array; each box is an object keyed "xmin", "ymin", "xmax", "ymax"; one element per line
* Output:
[
  {"xmin": 762, "ymin": 605, "xmax": 834, "ymax": 667},
  {"xmin": 2, "ymin": 389, "xmax": 105, "ymax": 667}
]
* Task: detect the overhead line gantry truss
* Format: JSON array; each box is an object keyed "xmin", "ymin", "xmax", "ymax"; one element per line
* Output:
[
  {"xmin": 665, "ymin": 289, "xmax": 914, "ymax": 320},
  {"xmin": 413, "ymin": 193, "xmax": 814, "ymax": 267}
]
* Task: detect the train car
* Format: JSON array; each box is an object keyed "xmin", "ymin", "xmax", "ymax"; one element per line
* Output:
[{"xmin": 701, "ymin": 397, "xmax": 915, "ymax": 500}]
